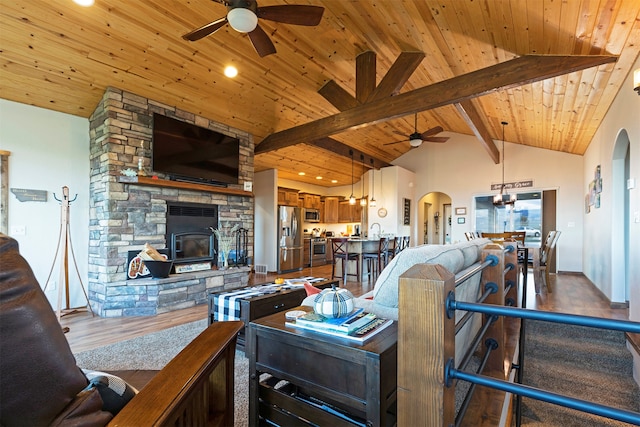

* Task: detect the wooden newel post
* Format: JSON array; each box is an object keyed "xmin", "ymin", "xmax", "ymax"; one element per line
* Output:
[
  {"xmin": 398, "ymin": 263, "xmax": 456, "ymax": 426},
  {"xmin": 503, "ymin": 239, "xmax": 519, "ymax": 308},
  {"xmin": 482, "ymin": 243, "xmax": 507, "ymax": 378}
]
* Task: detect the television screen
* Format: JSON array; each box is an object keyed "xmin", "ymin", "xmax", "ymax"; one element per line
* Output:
[{"xmin": 152, "ymin": 113, "xmax": 240, "ymax": 185}]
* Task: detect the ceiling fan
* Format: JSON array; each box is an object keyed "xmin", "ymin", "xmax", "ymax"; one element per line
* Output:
[
  {"xmin": 384, "ymin": 113, "xmax": 449, "ymax": 148},
  {"xmin": 182, "ymin": 0, "xmax": 324, "ymax": 57}
]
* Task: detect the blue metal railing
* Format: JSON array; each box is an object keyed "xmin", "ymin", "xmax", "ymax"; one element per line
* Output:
[
  {"xmin": 447, "ymin": 364, "xmax": 640, "ymax": 425},
  {"xmin": 446, "ymin": 298, "xmax": 640, "ymax": 425}
]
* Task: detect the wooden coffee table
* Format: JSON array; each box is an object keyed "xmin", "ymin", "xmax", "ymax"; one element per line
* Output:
[
  {"xmin": 208, "ymin": 279, "xmax": 337, "ymax": 353},
  {"xmin": 248, "ymin": 307, "xmax": 398, "ymax": 427}
]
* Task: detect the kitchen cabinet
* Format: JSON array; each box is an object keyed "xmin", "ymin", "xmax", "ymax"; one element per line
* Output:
[
  {"xmin": 299, "ymin": 193, "xmax": 322, "ymax": 209},
  {"xmin": 278, "ymin": 187, "xmax": 299, "ymax": 206},
  {"xmin": 338, "ymin": 201, "xmax": 364, "ymax": 223},
  {"xmin": 323, "ymin": 196, "xmax": 340, "ymax": 223}
]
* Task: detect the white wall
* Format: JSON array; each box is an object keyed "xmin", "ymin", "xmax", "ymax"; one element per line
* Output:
[
  {"xmin": 254, "ymin": 169, "xmax": 278, "ymax": 271},
  {"xmin": 394, "ymin": 132, "xmax": 584, "ymax": 272},
  {"xmin": 0, "ymin": 99, "xmax": 90, "ymax": 308},
  {"xmin": 583, "ymin": 56, "xmax": 640, "ymax": 313}
]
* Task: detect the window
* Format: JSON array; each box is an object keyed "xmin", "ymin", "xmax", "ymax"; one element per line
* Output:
[{"xmin": 474, "ymin": 192, "xmax": 542, "ymax": 244}]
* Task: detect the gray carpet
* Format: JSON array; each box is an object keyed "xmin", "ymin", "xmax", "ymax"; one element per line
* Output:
[
  {"xmin": 73, "ymin": 320, "xmax": 249, "ymax": 427},
  {"xmin": 519, "ymin": 320, "xmax": 640, "ymax": 426}
]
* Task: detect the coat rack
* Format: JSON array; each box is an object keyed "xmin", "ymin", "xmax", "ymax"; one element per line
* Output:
[{"xmin": 44, "ymin": 186, "xmax": 93, "ymax": 327}]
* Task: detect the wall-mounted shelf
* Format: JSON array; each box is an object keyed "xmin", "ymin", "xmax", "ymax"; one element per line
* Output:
[{"xmin": 118, "ymin": 176, "xmax": 253, "ymax": 197}]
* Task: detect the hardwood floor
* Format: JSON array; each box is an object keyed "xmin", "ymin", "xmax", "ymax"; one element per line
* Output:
[{"xmin": 62, "ymin": 266, "xmax": 628, "ymax": 354}]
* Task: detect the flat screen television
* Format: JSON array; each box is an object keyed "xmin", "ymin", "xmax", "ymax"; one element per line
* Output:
[{"xmin": 152, "ymin": 113, "xmax": 240, "ymax": 186}]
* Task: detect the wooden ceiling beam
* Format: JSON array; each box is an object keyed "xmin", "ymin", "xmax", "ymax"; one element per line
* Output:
[
  {"xmin": 255, "ymin": 55, "xmax": 617, "ymax": 154},
  {"xmin": 368, "ymin": 51, "xmax": 425, "ymax": 101},
  {"xmin": 309, "ymin": 137, "xmax": 391, "ymax": 170},
  {"xmin": 455, "ymin": 100, "xmax": 501, "ymax": 164},
  {"xmin": 356, "ymin": 51, "xmax": 376, "ymax": 103},
  {"xmin": 318, "ymin": 80, "xmax": 359, "ymax": 111}
]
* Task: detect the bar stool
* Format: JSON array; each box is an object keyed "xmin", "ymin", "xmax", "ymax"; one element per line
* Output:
[
  {"xmin": 330, "ymin": 238, "xmax": 360, "ymax": 283},
  {"xmin": 387, "ymin": 237, "xmax": 399, "ymax": 262},
  {"xmin": 362, "ymin": 237, "xmax": 389, "ymax": 281},
  {"xmin": 400, "ymin": 235, "xmax": 410, "ymax": 251}
]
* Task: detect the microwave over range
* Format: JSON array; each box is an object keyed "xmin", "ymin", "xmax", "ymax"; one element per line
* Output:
[{"xmin": 304, "ymin": 208, "xmax": 320, "ymax": 223}]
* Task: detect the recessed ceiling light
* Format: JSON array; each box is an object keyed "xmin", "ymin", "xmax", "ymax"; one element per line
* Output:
[
  {"xmin": 331, "ymin": 179, "xmax": 337, "ymax": 183},
  {"xmin": 224, "ymin": 65, "xmax": 238, "ymax": 78},
  {"xmin": 298, "ymin": 172, "xmax": 305, "ymax": 176},
  {"xmin": 316, "ymin": 176, "xmax": 323, "ymax": 180},
  {"xmin": 73, "ymin": 0, "xmax": 94, "ymax": 5}
]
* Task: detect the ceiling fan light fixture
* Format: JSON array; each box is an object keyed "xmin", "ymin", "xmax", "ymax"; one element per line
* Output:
[
  {"xmin": 227, "ymin": 8, "xmax": 258, "ymax": 33},
  {"xmin": 409, "ymin": 138, "xmax": 422, "ymax": 147},
  {"xmin": 409, "ymin": 132, "xmax": 422, "ymax": 147},
  {"xmin": 634, "ymin": 69, "xmax": 640, "ymax": 95}
]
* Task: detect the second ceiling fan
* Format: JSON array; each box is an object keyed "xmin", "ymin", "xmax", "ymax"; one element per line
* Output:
[
  {"xmin": 384, "ymin": 113, "xmax": 449, "ymax": 148},
  {"xmin": 182, "ymin": 0, "xmax": 324, "ymax": 57}
]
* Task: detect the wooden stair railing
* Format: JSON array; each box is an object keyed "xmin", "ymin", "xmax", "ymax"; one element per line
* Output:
[
  {"xmin": 109, "ymin": 320, "xmax": 243, "ymax": 427},
  {"xmin": 397, "ymin": 242, "xmax": 520, "ymax": 426}
]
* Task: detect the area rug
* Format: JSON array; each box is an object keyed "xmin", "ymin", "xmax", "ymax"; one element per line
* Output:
[
  {"xmin": 73, "ymin": 320, "xmax": 250, "ymax": 427},
  {"xmin": 519, "ymin": 319, "xmax": 640, "ymax": 426}
]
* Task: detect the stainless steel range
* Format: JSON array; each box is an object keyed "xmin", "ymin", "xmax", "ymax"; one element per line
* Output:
[{"xmin": 310, "ymin": 238, "xmax": 327, "ymax": 266}]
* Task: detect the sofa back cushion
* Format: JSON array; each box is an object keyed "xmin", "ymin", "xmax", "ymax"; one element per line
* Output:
[{"xmin": 372, "ymin": 244, "xmax": 465, "ymax": 308}]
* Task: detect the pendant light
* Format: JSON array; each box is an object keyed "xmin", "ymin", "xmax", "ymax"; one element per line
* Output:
[
  {"xmin": 493, "ymin": 121, "xmax": 516, "ymax": 206},
  {"xmin": 360, "ymin": 154, "xmax": 367, "ymax": 206},
  {"xmin": 369, "ymin": 158, "xmax": 377, "ymax": 207},
  {"xmin": 349, "ymin": 150, "xmax": 356, "ymax": 205}
]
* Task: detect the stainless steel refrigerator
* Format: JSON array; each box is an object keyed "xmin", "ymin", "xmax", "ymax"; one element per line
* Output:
[{"xmin": 277, "ymin": 206, "xmax": 303, "ymax": 273}]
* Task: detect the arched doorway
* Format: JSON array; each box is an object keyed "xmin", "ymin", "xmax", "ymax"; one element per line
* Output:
[
  {"xmin": 611, "ymin": 129, "xmax": 631, "ymax": 303},
  {"xmin": 418, "ymin": 192, "xmax": 452, "ymax": 245}
]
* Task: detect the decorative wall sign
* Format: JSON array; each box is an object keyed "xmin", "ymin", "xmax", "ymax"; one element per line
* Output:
[
  {"xmin": 457, "ymin": 217, "xmax": 465, "ymax": 224},
  {"xmin": 10, "ymin": 188, "xmax": 47, "ymax": 202},
  {"xmin": 403, "ymin": 198, "xmax": 411, "ymax": 226},
  {"xmin": 490, "ymin": 180, "xmax": 533, "ymax": 191},
  {"xmin": 455, "ymin": 207, "xmax": 466, "ymax": 215}
]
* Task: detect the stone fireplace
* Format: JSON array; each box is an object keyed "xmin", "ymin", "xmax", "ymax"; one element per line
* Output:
[{"xmin": 87, "ymin": 87, "xmax": 254, "ymax": 317}]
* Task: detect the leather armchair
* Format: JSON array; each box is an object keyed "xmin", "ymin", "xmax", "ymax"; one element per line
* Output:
[{"xmin": 0, "ymin": 234, "xmax": 242, "ymax": 426}]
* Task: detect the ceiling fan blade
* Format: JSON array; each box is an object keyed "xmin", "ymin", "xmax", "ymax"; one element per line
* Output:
[
  {"xmin": 424, "ymin": 136, "xmax": 449, "ymax": 143},
  {"xmin": 383, "ymin": 140, "xmax": 406, "ymax": 146},
  {"xmin": 420, "ymin": 126, "xmax": 444, "ymax": 139},
  {"xmin": 183, "ymin": 17, "xmax": 228, "ymax": 41},
  {"xmin": 257, "ymin": 5, "xmax": 324, "ymax": 26},
  {"xmin": 391, "ymin": 130, "xmax": 406, "ymax": 137},
  {"xmin": 248, "ymin": 24, "xmax": 276, "ymax": 57}
]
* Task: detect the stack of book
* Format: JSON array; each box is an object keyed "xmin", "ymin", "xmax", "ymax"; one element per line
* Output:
[{"xmin": 286, "ymin": 308, "xmax": 393, "ymax": 343}]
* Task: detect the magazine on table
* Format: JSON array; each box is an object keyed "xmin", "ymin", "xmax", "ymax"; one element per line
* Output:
[
  {"xmin": 286, "ymin": 312, "xmax": 393, "ymax": 343},
  {"xmin": 294, "ymin": 308, "xmax": 371, "ymax": 334}
]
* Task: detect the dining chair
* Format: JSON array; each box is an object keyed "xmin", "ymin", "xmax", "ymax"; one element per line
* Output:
[
  {"xmin": 330, "ymin": 238, "xmax": 360, "ymax": 283},
  {"xmin": 536, "ymin": 231, "xmax": 561, "ymax": 292}
]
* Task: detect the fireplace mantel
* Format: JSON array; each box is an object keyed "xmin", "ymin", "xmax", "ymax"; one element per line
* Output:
[{"xmin": 118, "ymin": 176, "xmax": 254, "ymax": 197}]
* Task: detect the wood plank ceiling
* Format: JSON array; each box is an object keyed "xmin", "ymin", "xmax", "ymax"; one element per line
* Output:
[{"xmin": 1, "ymin": 0, "xmax": 639, "ymax": 187}]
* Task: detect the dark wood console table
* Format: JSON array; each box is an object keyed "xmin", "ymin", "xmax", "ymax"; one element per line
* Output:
[{"xmin": 248, "ymin": 307, "xmax": 397, "ymax": 427}]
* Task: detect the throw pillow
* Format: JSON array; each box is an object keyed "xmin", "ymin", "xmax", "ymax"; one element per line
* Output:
[
  {"xmin": 83, "ymin": 370, "xmax": 138, "ymax": 416},
  {"xmin": 303, "ymin": 282, "xmax": 321, "ymax": 296}
]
